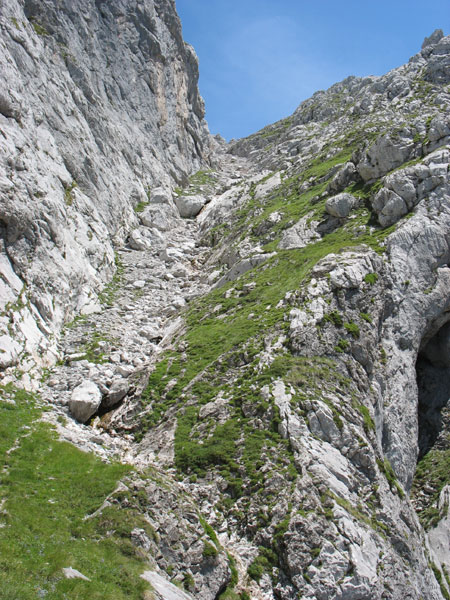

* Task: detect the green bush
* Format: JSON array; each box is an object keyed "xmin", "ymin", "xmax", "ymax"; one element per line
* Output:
[
  {"xmin": 203, "ymin": 541, "xmax": 218, "ymax": 559},
  {"xmin": 323, "ymin": 310, "xmax": 343, "ymax": 327},
  {"xmin": 247, "ymin": 554, "xmax": 273, "ymax": 581},
  {"xmin": 335, "ymin": 338, "xmax": 350, "ymax": 353},
  {"xmin": 360, "ymin": 312, "xmax": 372, "ymax": 323},
  {"xmin": 344, "ymin": 321, "xmax": 360, "ymax": 338},
  {"xmin": 364, "ymin": 272, "xmax": 379, "ymax": 285},
  {"xmin": 183, "ymin": 572, "xmax": 195, "ymax": 590}
]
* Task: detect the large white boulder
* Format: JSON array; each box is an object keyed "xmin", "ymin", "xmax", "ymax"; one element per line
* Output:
[
  {"xmin": 69, "ymin": 380, "xmax": 102, "ymax": 423},
  {"xmin": 174, "ymin": 194, "xmax": 207, "ymax": 218}
]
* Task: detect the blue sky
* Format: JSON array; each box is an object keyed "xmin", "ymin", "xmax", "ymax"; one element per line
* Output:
[{"xmin": 175, "ymin": 0, "xmax": 449, "ymax": 141}]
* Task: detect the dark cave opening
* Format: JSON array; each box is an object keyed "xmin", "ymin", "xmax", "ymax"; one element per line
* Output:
[{"xmin": 416, "ymin": 321, "xmax": 450, "ymax": 460}]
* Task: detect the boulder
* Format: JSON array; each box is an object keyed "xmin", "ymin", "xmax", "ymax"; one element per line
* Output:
[
  {"xmin": 62, "ymin": 567, "xmax": 90, "ymax": 581},
  {"xmin": 102, "ymin": 377, "xmax": 129, "ymax": 410},
  {"xmin": 372, "ymin": 188, "xmax": 408, "ymax": 226},
  {"xmin": 0, "ymin": 334, "xmax": 21, "ymax": 369},
  {"xmin": 69, "ymin": 381, "xmax": 102, "ymax": 423},
  {"xmin": 149, "ymin": 186, "xmax": 172, "ymax": 204},
  {"xmin": 175, "ymin": 194, "xmax": 207, "ymax": 218},
  {"xmin": 254, "ymin": 172, "xmax": 281, "ymax": 199},
  {"xmin": 128, "ymin": 228, "xmax": 151, "ymax": 251},
  {"xmin": 325, "ymin": 193, "xmax": 357, "ymax": 218},
  {"xmin": 161, "ymin": 247, "xmax": 185, "ymax": 263},
  {"xmin": 141, "ymin": 571, "xmax": 193, "ymax": 600},
  {"xmin": 327, "ymin": 162, "xmax": 358, "ymax": 193},
  {"xmin": 140, "ymin": 204, "xmax": 178, "ymax": 231},
  {"xmin": 357, "ymin": 135, "xmax": 414, "ymax": 182},
  {"xmin": 214, "ymin": 253, "xmax": 276, "ymax": 288},
  {"xmin": 140, "ymin": 325, "xmax": 162, "ymax": 341},
  {"xmin": 279, "ymin": 215, "xmax": 320, "ymax": 249},
  {"xmin": 132, "ymin": 280, "xmax": 146, "ymax": 289}
]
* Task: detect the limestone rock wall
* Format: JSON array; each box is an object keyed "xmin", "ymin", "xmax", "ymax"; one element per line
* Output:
[{"xmin": 0, "ymin": 0, "xmax": 211, "ymax": 376}]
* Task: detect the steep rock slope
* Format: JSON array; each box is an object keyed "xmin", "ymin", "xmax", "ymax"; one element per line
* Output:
[
  {"xmin": 1, "ymin": 4, "xmax": 450, "ymax": 600},
  {"xmin": 109, "ymin": 31, "xmax": 450, "ymax": 599},
  {"xmin": 0, "ymin": 0, "xmax": 211, "ymax": 380}
]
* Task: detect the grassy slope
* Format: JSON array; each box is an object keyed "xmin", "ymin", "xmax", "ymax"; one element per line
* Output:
[{"xmin": 0, "ymin": 385, "xmax": 152, "ymax": 600}]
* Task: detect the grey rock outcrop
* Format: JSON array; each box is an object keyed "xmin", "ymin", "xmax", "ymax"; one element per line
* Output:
[
  {"xmin": 103, "ymin": 377, "xmax": 129, "ymax": 409},
  {"xmin": 0, "ymin": 0, "xmax": 211, "ymax": 380},
  {"xmin": 325, "ymin": 192, "xmax": 357, "ymax": 218},
  {"xmin": 327, "ymin": 161, "xmax": 358, "ymax": 193},
  {"xmin": 140, "ymin": 204, "xmax": 180, "ymax": 232},
  {"xmin": 141, "ymin": 571, "xmax": 194, "ymax": 600},
  {"xmin": 371, "ymin": 146, "xmax": 450, "ymax": 226}
]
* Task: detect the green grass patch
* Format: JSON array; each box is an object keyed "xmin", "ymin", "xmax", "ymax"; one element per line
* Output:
[
  {"xmin": 98, "ymin": 253, "xmax": 124, "ymax": 307},
  {"xmin": 175, "ymin": 170, "xmax": 216, "ymax": 196},
  {"xmin": 360, "ymin": 312, "xmax": 372, "ymax": 324},
  {"xmin": 0, "ymin": 387, "xmax": 152, "ymax": 599},
  {"xmin": 203, "ymin": 541, "xmax": 218, "ymax": 558},
  {"xmin": 412, "ymin": 448, "xmax": 450, "ymax": 529},
  {"xmin": 352, "ymin": 400, "xmax": 375, "ymax": 432},
  {"xmin": 335, "ymin": 338, "xmax": 350, "ymax": 353},
  {"xmin": 364, "ymin": 272, "xmax": 379, "ymax": 285},
  {"xmin": 174, "ymin": 407, "xmax": 241, "ymax": 475},
  {"xmin": 64, "ymin": 180, "xmax": 77, "ymax": 206},
  {"xmin": 134, "ymin": 201, "xmax": 149, "ymax": 213},
  {"xmin": 344, "ymin": 321, "xmax": 360, "ymax": 339},
  {"xmin": 430, "ymin": 562, "xmax": 450, "ymax": 600},
  {"xmin": 31, "ymin": 19, "xmax": 49, "ymax": 36},
  {"xmin": 322, "ymin": 310, "xmax": 343, "ymax": 327},
  {"xmin": 247, "ymin": 553, "xmax": 272, "ymax": 581},
  {"xmin": 76, "ymin": 330, "xmax": 114, "ymax": 364},
  {"xmin": 328, "ymin": 492, "xmax": 388, "ymax": 536},
  {"xmin": 377, "ymin": 457, "xmax": 405, "ymax": 499}
]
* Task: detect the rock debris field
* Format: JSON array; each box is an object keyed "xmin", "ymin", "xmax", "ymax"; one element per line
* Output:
[{"xmin": 39, "ymin": 154, "xmax": 252, "ymax": 463}]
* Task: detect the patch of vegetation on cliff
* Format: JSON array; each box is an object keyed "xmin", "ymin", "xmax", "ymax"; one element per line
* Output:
[
  {"xmin": 0, "ymin": 385, "xmax": 152, "ymax": 600},
  {"xmin": 377, "ymin": 457, "xmax": 405, "ymax": 499},
  {"xmin": 412, "ymin": 448, "xmax": 450, "ymax": 529},
  {"xmin": 226, "ymin": 128, "xmax": 388, "ymax": 249},
  {"xmin": 171, "ymin": 356, "xmax": 296, "ymax": 498},
  {"xmin": 98, "ymin": 253, "xmax": 124, "ymax": 307}
]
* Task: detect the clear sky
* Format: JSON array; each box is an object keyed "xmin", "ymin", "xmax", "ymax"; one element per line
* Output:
[{"xmin": 175, "ymin": 0, "xmax": 449, "ymax": 141}]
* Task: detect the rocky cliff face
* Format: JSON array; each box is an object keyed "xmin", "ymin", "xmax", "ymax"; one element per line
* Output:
[
  {"xmin": 1, "ymin": 3, "xmax": 450, "ymax": 599},
  {"xmin": 0, "ymin": 0, "xmax": 211, "ymax": 381}
]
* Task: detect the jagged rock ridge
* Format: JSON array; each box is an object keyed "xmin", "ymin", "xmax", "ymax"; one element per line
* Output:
[{"xmin": 1, "ymin": 3, "xmax": 450, "ymax": 599}]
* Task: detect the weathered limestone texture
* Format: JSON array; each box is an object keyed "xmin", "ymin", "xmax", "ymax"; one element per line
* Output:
[{"xmin": 0, "ymin": 0, "xmax": 211, "ymax": 379}]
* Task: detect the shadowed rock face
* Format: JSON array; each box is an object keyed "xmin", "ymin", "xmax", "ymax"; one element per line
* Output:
[{"xmin": 417, "ymin": 322, "xmax": 450, "ymax": 457}]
